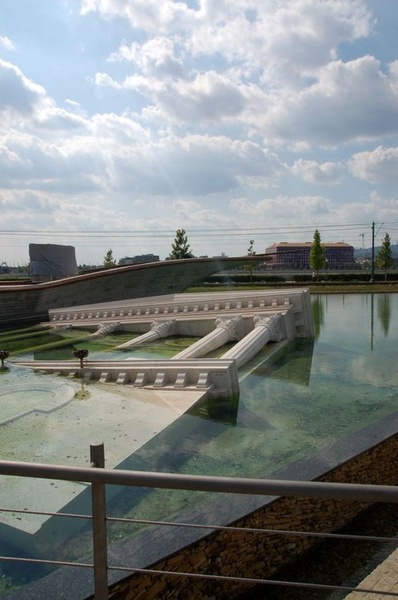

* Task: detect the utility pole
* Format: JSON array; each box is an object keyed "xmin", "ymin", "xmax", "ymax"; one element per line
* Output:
[
  {"xmin": 359, "ymin": 233, "xmax": 365, "ymax": 269},
  {"xmin": 371, "ymin": 222, "xmax": 375, "ymax": 283}
]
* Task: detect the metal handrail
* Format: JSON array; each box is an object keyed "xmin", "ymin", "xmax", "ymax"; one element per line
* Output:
[
  {"xmin": 1, "ymin": 443, "xmax": 398, "ymax": 599},
  {"xmin": 1, "ymin": 458, "xmax": 398, "ymax": 502}
]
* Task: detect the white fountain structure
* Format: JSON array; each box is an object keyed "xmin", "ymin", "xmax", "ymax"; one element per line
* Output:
[{"xmin": 19, "ymin": 289, "xmax": 314, "ymax": 401}]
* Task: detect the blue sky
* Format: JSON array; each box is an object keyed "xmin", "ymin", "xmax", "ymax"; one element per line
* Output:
[{"xmin": 1, "ymin": 0, "xmax": 398, "ymax": 265}]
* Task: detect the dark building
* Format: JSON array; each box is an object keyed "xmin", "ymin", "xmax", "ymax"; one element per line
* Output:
[
  {"xmin": 28, "ymin": 243, "xmax": 78, "ymax": 282},
  {"xmin": 265, "ymin": 242, "xmax": 356, "ymax": 269}
]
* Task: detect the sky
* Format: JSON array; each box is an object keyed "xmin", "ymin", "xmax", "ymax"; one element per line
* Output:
[{"xmin": 1, "ymin": 0, "xmax": 398, "ymax": 266}]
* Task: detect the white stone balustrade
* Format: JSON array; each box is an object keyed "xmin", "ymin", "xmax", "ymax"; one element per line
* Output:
[
  {"xmin": 15, "ymin": 359, "xmax": 240, "ymax": 398},
  {"xmin": 115, "ymin": 320, "xmax": 176, "ymax": 349},
  {"xmin": 221, "ymin": 313, "xmax": 284, "ymax": 368},
  {"xmin": 172, "ymin": 316, "xmax": 244, "ymax": 360}
]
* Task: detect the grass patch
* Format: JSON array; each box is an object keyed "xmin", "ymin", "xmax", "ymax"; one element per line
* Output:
[{"xmin": 187, "ymin": 282, "xmax": 398, "ymax": 294}]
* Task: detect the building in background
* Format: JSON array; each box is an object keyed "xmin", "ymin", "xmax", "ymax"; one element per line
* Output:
[
  {"xmin": 28, "ymin": 244, "xmax": 78, "ymax": 282},
  {"xmin": 118, "ymin": 254, "xmax": 160, "ymax": 266},
  {"xmin": 265, "ymin": 242, "xmax": 356, "ymax": 269}
]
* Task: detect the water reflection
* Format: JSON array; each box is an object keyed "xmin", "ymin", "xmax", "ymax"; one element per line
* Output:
[
  {"xmin": 370, "ymin": 293, "xmax": 374, "ymax": 351},
  {"xmin": 249, "ymin": 340, "xmax": 314, "ymax": 387},
  {"xmin": 188, "ymin": 393, "xmax": 240, "ymax": 425},
  {"xmin": 311, "ymin": 295, "xmax": 324, "ymax": 340},
  {"xmin": 377, "ymin": 293, "xmax": 391, "ymax": 337},
  {"xmin": 313, "ymin": 292, "xmax": 397, "ymax": 351}
]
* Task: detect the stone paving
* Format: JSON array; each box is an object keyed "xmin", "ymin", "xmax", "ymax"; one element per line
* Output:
[{"xmin": 344, "ymin": 548, "xmax": 398, "ymax": 599}]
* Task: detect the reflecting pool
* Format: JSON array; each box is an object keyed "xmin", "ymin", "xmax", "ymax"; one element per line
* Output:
[{"xmin": 0, "ymin": 293, "xmax": 398, "ymax": 595}]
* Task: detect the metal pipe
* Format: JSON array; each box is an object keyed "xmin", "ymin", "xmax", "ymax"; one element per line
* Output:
[
  {"xmin": 0, "ymin": 458, "xmax": 398, "ymax": 504},
  {"xmin": 90, "ymin": 443, "xmax": 108, "ymax": 600}
]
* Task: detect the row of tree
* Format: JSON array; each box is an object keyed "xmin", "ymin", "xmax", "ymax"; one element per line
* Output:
[
  {"xmin": 103, "ymin": 228, "xmax": 394, "ymax": 280},
  {"xmin": 103, "ymin": 228, "xmax": 193, "ymax": 267},
  {"xmin": 310, "ymin": 229, "xmax": 393, "ymax": 280}
]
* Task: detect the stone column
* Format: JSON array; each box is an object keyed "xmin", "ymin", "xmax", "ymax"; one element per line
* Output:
[
  {"xmin": 172, "ymin": 316, "xmax": 244, "ymax": 359},
  {"xmin": 221, "ymin": 314, "xmax": 283, "ymax": 368},
  {"xmin": 115, "ymin": 320, "xmax": 176, "ymax": 349},
  {"xmin": 90, "ymin": 321, "xmax": 120, "ymax": 338}
]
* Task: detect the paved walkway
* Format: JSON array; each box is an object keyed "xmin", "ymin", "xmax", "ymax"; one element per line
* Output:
[{"xmin": 344, "ymin": 548, "xmax": 398, "ymax": 599}]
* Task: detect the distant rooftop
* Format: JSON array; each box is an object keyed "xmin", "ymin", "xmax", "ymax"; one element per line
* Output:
[{"xmin": 266, "ymin": 241, "xmax": 354, "ymax": 248}]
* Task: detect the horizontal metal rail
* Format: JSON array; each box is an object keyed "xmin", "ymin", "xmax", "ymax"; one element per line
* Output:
[
  {"xmin": 1, "ymin": 553, "xmax": 398, "ymax": 598},
  {"xmin": 1, "ymin": 447, "xmax": 398, "ymax": 599},
  {"xmin": 106, "ymin": 514, "xmax": 398, "ymax": 543},
  {"xmin": 3, "ymin": 504, "xmax": 398, "ymax": 544},
  {"xmin": 1, "ymin": 458, "xmax": 398, "ymax": 503}
]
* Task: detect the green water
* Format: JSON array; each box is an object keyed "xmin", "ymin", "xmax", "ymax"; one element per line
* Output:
[
  {"xmin": 101, "ymin": 294, "xmax": 398, "ymax": 548},
  {"xmin": 1, "ymin": 293, "xmax": 398, "ymax": 593}
]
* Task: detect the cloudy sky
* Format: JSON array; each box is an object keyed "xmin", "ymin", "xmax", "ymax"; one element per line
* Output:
[{"xmin": 1, "ymin": 0, "xmax": 398, "ymax": 265}]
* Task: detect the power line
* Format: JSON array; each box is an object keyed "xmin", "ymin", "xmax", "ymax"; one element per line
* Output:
[
  {"xmin": 0, "ymin": 222, "xmax": 382, "ymax": 240},
  {"xmin": 1, "ymin": 222, "xmax": 392, "ymax": 263},
  {"xmin": 0, "ymin": 222, "xmax": 375, "ymax": 234}
]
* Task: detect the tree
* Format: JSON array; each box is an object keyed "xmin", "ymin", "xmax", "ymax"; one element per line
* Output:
[
  {"xmin": 103, "ymin": 249, "xmax": 116, "ymax": 268},
  {"xmin": 309, "ymin": 229, "xmax": 325, "ymax": 279},
  {"xmin": 376, "ymin": 232, "xmax": 393, "ymax": 281},
  {"xmin": 169, "ymin": 229, "xmax": 193, "ymax": 259}
]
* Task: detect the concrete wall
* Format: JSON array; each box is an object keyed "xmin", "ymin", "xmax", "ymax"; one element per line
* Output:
[{"xmin": 107, "ymin": 433, "xmax": 398, "ymax": 600}]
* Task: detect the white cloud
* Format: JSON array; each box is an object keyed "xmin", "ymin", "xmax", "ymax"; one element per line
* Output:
[
  {"xmin": 0, "ymin": 127, "xmax": 102, "ymax": 192},
  {"xmin": 34, "ymin": 107, "xmax": 88, "ymax": 131},
  {"xmin": 1, "ymin": 0, "xmax": 398, "ymax": 263},
  {"xmin": 97, "ymin": 134, "xmax": 284, "ymax": 195},
  {"xmin": 151, "ymin": 71, "xmax": 246, "ymax": 122},
  {"xmin": 109, "ymin": 37, "xmax": 186, "ymax": 80},
  {"xmin": 357, "ymin": 191, "xmax": 398, "ymax": 228},
  {"xmin": 349, "ymin": 146, "xmax": 398, "ymax": 184},
  {"xmin": 100, "ymin": 70, "xmax": 247, "ymax": 124},
  {"xmin": 0, "ymin": 36, "xmax": 16, "ymax": 51},
  {"xmin": 87, "ymin": 3, "xmax": 392, "ymax": 148},
  {"xmin": 90, "ymin": 112, "xmax": 150, "ymax": 143},
  {"xmin": 0, "ymin": 188, "xmax": 131, "ymax": 232},
  {"xmin": 0, "ymin": 59, "xmax": 46, "ymax": 118},
  {"xmin": 81, "ymin": 0, "xmax": 195, "ymax": 34},
  {"xmin": 94, "ymin": 72, "xmax": 122, "ymax": 89},
  {"xmin": 252, "ymin": 56, "xmax": 398, "ymax": 146},
  {"xmin": 231, "ymin": 195, "xmax": 333, "ymax": 221},
  {"xmin": 192, "ymin": 0, "xmax": 372, "ymax": 82},
  {"xmin": 84, "ymin": 0, "xmax": 372, "ymax": 80},
  {"xmin": 229, "ymin": 193, "xmax": 395, "ymax": 242},
  {"xmin": 0, "ymin": 82, "xmax": 282, "ymax": 198},
  {"xmin": 292, "ymin": 159, "xmax": 344, "ymax": 184}
]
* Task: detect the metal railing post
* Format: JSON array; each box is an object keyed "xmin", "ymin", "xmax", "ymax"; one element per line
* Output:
[{"xmin": 90, "ymin": 442, "xmax": 108, "ymax": 599}]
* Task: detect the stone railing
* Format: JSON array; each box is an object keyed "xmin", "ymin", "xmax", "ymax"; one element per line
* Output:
[{"xmin": 14, "ymin": 359, "xmax": 240, "ymax": 399}]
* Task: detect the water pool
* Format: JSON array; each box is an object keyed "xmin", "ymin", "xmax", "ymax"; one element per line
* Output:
[{"xmin": 0, "ymin": 293, "xmax": 398, "ymax": 595}]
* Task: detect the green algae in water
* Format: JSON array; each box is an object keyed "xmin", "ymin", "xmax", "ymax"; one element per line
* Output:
[
  {"xmin": 2, "ymin": 294, "xmax": 398, "ymax": 591},
  {"xmin": 3, "ymin": 295, "xmax": 398, "ymax": 482}
]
